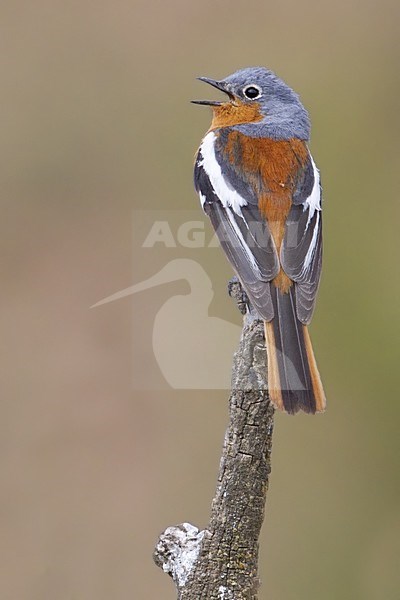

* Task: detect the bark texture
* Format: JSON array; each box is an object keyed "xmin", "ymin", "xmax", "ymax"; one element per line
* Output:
[{"xmin": 154, "ymin": 278, "xmax": 274, "ymax": 599}]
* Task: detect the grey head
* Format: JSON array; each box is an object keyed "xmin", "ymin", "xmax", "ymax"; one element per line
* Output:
[{"xmin": 192, "ymin": 66, "xmax": 311, "ymax": 141}]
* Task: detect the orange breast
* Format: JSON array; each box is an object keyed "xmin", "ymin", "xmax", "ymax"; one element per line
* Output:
[{"xmin": 223, "ymin": 133, "xmax": 309, "ymax": 293}]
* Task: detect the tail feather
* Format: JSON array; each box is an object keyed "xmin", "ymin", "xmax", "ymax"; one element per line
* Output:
[{"xmin": 265, "ymin": 286, "xmax": 326, "ymax": 415}]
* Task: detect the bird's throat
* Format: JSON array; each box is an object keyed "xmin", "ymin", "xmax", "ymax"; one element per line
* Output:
[{"xmin": 209, "ymin": 101, "xmax": 263, "ymax": 130}]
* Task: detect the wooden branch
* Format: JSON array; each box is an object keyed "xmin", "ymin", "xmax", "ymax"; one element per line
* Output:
[{"xmin": 154, "ymin": 278, "xmax": 275, "ymax": 599}]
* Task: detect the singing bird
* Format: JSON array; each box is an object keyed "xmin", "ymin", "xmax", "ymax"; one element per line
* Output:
[{"xmin": 192, "ymin": 67, "xmax": 326, "ymax": 415}]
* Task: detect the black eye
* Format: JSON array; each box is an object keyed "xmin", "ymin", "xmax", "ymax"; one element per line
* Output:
[{"xmin": 243, "ymin": 85, "xmax": 261, "ymax": 100}]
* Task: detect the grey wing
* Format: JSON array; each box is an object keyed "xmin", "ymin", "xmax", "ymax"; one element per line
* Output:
[
  {"xmin": 281, "ymin": 154, "xmax": 323, "ymax": 324},
  {"xmin": 194, "ymin": 155, "xmax": 279, "ymax": 321}
]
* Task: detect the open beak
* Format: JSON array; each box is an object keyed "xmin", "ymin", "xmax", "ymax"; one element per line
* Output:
[{"xmin": 191, "ymin": 77, "xmax": 235, "ymax": 106}]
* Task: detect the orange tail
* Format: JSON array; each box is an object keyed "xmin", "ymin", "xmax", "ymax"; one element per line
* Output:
[{"xmin": 264, "ymin": 286, "xmax": 326, "ymax": 415}]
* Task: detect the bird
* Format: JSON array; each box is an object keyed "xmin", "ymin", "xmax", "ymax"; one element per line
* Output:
[{"xmin": 192, "ymin": 67, "xmax": 326, "ymax": 415}]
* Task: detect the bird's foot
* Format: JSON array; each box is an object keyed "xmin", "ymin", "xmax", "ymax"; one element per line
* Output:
[{"xmin": 228, "ymin": 277, "xmax": 250, "ymax": 315}]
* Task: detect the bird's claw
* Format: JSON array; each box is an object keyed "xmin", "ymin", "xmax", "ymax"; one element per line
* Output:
[{"xmin": 228, "ymin": 277, "xmax": 250, "ymax": 315}]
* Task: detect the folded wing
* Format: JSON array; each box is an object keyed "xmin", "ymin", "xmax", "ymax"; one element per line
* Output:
[
  {"xmin": 280, "ymin": 154, "xmax": 323, "ymax": 324},
  {"xmin": 194, "ymin": 136, "xmax": 279, "ymax": 321}
]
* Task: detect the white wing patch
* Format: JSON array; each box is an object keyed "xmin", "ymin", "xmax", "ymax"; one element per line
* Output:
[
  {"xmin": 197, "ymin": 132, "xmax": 261, "ymax": 274},
  {"xmin": 198, "ymin": 132, "xmax": 248, "ymax": 216},
  {"xmin": 303, "ymin": 211, "xmax": 320, "ymax": 272},
  {"xmin": 199, "ymin": 192, "xmax": 206, "ymax": 208},
  {"xmin": 224, "ymin": 207, "xmax": 262, "ymax": 275},
  {"xmin": 304, "ymin": 156, "xmax": 321, "ymax": 228}
]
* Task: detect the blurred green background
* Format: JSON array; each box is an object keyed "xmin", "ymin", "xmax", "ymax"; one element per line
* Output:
[{"xmin": 1, "ymin": 1, "xmax": 399, "ymax": 598}]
